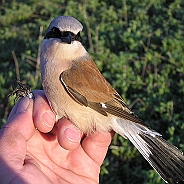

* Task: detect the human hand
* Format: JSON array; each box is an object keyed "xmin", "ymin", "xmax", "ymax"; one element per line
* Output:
[{"xmin": 0, "ymin": 90, "xmax": 114, "ymax": 184}]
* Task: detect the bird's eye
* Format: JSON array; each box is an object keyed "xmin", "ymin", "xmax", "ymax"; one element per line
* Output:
[
  {"xmin": 44, "ymin": 28, "xmax": 82, "ymax": 43},
  {"xmin": 50, "ymin": 27, "xmax": 61, "ymax": 37},
  {"xmin": 44, "ymin": 27, "xmax": 61, "ymax": 39},
  {"xmin": 51, "ymin": 27, "xmax": 57, "ymax": 34},
  {"xmin": 73, "ymin": 32, "xmax": 82, "ymax": 42},
  {"xmin": 61, "ymin": 31, "xmax": 70, "ymax": 37}
]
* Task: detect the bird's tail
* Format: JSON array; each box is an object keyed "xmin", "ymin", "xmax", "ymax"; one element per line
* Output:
[{"xmin": 113, "ymin": 119, "xmax": 184, "ymax": 184}]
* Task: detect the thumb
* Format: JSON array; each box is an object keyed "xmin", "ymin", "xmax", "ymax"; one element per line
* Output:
[
  {"xmin": 4, "ymin": 97, "xmax": 35, "ymax": 141},
  {"xmin": 0, "ymin": 97, "xmax": 35, "ymax": 170}
]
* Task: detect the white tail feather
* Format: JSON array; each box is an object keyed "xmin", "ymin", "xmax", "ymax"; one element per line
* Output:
[{"xmin": 112, "ymin": 118, "xmax": 184, "ymax": 183}]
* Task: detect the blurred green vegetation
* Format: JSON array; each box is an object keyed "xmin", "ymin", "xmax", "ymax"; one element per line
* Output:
[{"xmin": 0, "ymin": 0, "xmax": 184, "ymax": 183}]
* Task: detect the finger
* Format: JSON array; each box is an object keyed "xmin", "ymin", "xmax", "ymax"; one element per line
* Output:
[
  {"xmin": 57, "ymin": 118, "xmax": 83, "ymax": 151},
  {"xmin": 82, "ymin": 130, "xmax": 115, "ymax": 165},
  {"xmin": 33, "ymin": 90, "xmax": 56, "ymax": 133},
  {"xmin": 7, "ymin": 96, "xmax": 29, "ymax": 123},
  {"xmin": 4, "ymin": 97, "xmax": 35, "ymax": 141},
  {"xmin": 0, "ymin": 97, "xmax": 35, "ymax": 170}
]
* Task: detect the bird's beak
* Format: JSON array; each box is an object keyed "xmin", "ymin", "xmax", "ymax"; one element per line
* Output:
[{"xmin": 60, "ymin": 33, "xmax": 72, "ymax": 44}]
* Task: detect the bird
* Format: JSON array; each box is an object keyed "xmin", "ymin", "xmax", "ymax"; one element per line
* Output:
[{"xmin": 40, "ymin": 16, "xmax": 184, "ymax": 183}]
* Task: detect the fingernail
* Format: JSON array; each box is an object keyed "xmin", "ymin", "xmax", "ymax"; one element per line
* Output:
[
  {"xmin": 42, "ymin": 110, "xmax": 55, "ymax": 127},
  {"xmin": 16, "ymin": 97, "xmax": 30, "ymax": 114},
  {"xmin": 63, "ymin": 126, "xmax": 80, "ymax": 142}
]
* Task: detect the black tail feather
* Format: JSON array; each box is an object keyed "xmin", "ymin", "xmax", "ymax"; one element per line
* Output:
[
  {"xmin": 115, "ymin": 119, "xmax": 184, "ymax": 183},
  {"xmin": 140, "ymin": 132, "xmax": 184, "ymax": 183}
]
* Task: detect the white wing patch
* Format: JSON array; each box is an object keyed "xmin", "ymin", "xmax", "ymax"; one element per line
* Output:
[{"xmin": 101, "ymin": 103, "xmax": 107, "ymax": 109}]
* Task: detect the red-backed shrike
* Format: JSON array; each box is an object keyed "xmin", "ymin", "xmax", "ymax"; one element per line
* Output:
[{"xmin": 40, "ymin": 16, "xmax": 184, "ymax": 183}]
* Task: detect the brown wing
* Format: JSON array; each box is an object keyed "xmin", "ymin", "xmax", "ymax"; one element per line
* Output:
[{"xmin": 60, "ymin": 58, "xmax": 143, "ymax": 124}]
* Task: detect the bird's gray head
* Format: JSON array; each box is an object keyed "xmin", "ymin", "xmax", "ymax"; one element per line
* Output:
[{"xmin": 44, "ymin": 16, "xmax": 83, "ymax": 44}]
